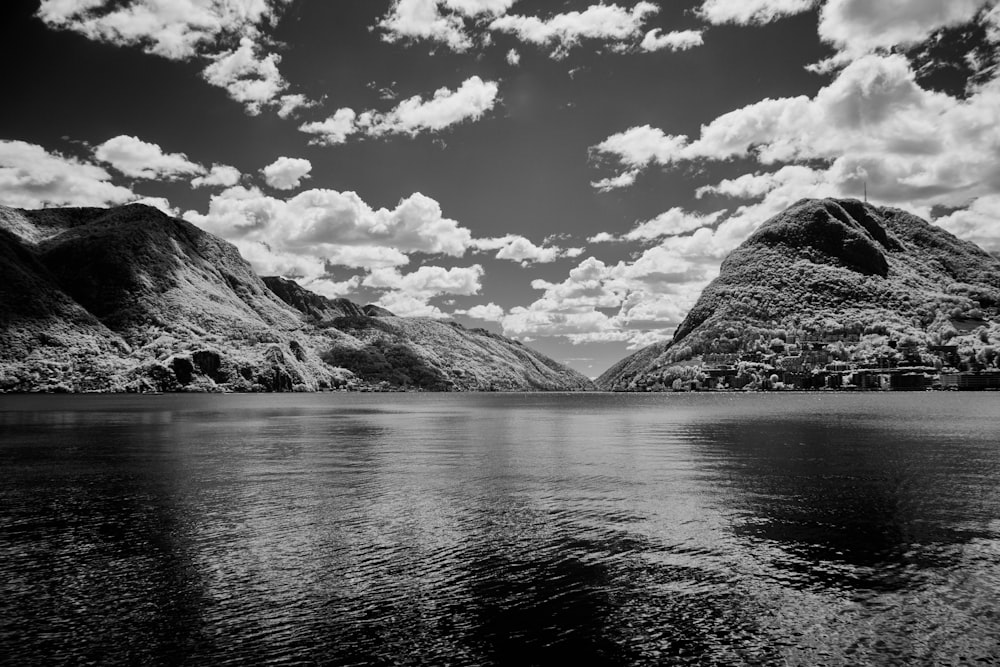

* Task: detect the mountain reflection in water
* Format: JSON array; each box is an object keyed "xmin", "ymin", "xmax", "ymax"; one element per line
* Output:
[{"xmin": 1, "ymin": 393, "xmax": 998, "ymax": 665}]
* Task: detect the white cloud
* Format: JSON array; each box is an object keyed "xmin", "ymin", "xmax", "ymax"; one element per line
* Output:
[
  {"xmin": 587, "ymin": 231, "xmax": 619, "ymax": 243},
  {"xmin": 0, "ymin": 139, "xmax": 135, "ymax": 208},
  {"xmin": 378, "ymin": 0, "xmax": 474, "ymax": 51},
  {"xmin": 184, "ymin": 187, "xmax": 474, "ymax": 280},
  {"xmin": 277, "ymin": 93, "xmax": 316, "ymax": 119},
  {"xmin": 934, "ymin": 195, "xmax": 1000, "ymax": 252},
  {"xmin": 472, "ymin": 234, "xmax": 575, "ymax": 265},
  {"xmin": 36, "ymin": 0, "xmax": 283, "ymax": 60},
  {"xmin": 300, "ymin": 276, "xmax": 362, "ymax": 299},
  {"xmin": 362, "ymin": 264, "xmax": 485, "ymax": 318},
  {"xmin": 640, "ymin": 28, "xmax": 704, "ymax": 52},
  {"xmin": 590, "ymin": 169, "xmax": 638, "ymax": 191},
  {"xmin": 230, "ymin": 237, "xmax": 327, "ymax": 280},
  {"xmin": 595, "ymin": 54, "xmax": 1000, "ymax": 209},
  {"xmin": 262, "ymin": 156, "xmax": 312, "ymax": 190},
  {"xmin": 191, "ymin": 163, "xmax": 241, "ymax": 188},
  {"xmin": 299, "ymin": 108, "xmax": 360, "ymax": 146},
  {"xmin": 377, "ymin": 0, "xmax": 516, "ymax": 51},
  {"xmin": 696, "ymin": 165, "xmax": 827, "ymax": 200},
  {"xmin": 698, "ymin": 0, "xmax": 997, "ymax": 68},
  {"xmin": 370, "ymin": 76, "xmax": 499, "ymax": 136},
  {"xmin": 363, "ymin": 264, "xmax": 483, "ymax": 296},
  {"xmin": 443, "ymin": 0, "xmax": 515, "ymax": 16},
  {"xmin": 457, "ymin": 302, "xmax": 505, "ymax": 321},
  {"xmin": 489, "ymin": 2, "xmax": 659, "ymax": 57},
  {"xmin": 591, "ymin": 125, "xmax": 689, "ymax": 169},
  {"xmin": 506, "ymin": 48, "xmax": 521, "ymax": 65},
  {"xmin": 322, "ymin": 246, "xmax": 412, "ymax": 269},
  {"xmin": 498, "ymin": 238, "xmax": 724, "ymax": 346},
  {"xmin": 300, "ymin": 77, "xmax": 499, "ymax": 144},
  {"xmin": 375, "ymin": 293, "xmax": 447, "ymax": 317},
  {"xmin": 697, "ymin": 0, "xmax": 815, "ymax": 25},
  {"xmin": 201, "ymin": 38, "xmax": 286, "ymax": 115},
  {"xmin": 94, "ymin": 134, "xmax": 203, "ymax": 180},
  {"xmin": 37, "ymin": 1, "xmax": 293, "ymax": 115},
  {"xmin": 818, "ymin": 0, "xmax": 994, "ymax": 61},
  {"xmin": 622, "ymin": 208, "xmax": 726, "ymax": 241}
]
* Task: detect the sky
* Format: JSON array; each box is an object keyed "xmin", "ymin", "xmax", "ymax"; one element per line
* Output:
[{"xmin": 2, "ymin": 0, "xmax": 1000, "ymax": 377}]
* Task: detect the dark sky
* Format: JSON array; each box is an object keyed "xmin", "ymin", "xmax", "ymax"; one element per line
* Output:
[{"xmin": 2, "ymin": 0, "xmax": 998, "ymax": 376}]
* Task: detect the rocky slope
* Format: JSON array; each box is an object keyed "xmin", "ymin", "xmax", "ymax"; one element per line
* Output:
[
  {"xmin": 0, "ymin": 204, "xmax": 592, "ymax": 393},
  {"xmin": 267, "ymin": 275, "xmax": 593, "ymax": 391},
  {"xmin": 598, "ymin": 198, "xmax": 1000, "ymax": 390}
]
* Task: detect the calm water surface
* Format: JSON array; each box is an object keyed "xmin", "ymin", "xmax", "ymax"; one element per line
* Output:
[{"xmin": 1, "ymin": 392, "xmax": 999, "ymax": 665}]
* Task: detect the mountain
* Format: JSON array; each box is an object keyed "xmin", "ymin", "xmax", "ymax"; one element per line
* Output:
[
  {"xmin": 598, "ymin": 198, "xmax": 1000, "ymax": 390},
  {"xmin": 266, "ymin": 274, "xmax": 593, "ymax": 391},
  {"xmin": 0, "ymin": 204, "xmax": 592, "ymax": 393}
]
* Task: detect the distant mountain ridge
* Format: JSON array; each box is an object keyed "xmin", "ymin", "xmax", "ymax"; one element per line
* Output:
[
  {"xmin": 0, "ymin": 204, "xmax": 592, "ymax": 393},
  {"xmin": 598, "ymin": 198, "xmax": 1000, "ymax": 390}
]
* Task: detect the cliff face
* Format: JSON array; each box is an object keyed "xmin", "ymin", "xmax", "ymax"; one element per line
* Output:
[
  {"xmin": 598, "ymin": 198, "xmax": 1000, "ymax": 390},
  {"xmin": 0, "ymin": 204, "xmax": 592, "ymax": 393}
]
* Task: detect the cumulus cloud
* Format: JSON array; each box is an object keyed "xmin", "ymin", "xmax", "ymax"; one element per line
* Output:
[
  {"xmin": 377, "ymin": 0, "xmax": 699, "ymax": 57},
  {"xmin": 363, "ymin": 264, "xmax": 483, "ymax": 296},
  {"xmin": 444, "ymin": 0, "xmax": 515, "ymax": 15},
  {"xmin": 277, "ymin": 94, "xmax": 316, "ymax": 119},
  {"xmin": 262, "ymin": 156, "xmax": 312, "ymax": 190},
  {"xmin": 201, "ymin": 38, "xmax": 286, "ymax": 115},
  {"xmin": 587, "ymin": 231, "xmax": 619, "ymax": 243},
  {"xmin": 378, "ymin": 0, "xmax": 475, "ymax": 51},
  {"xmin": 377, "ymin": 0, "xmax": 515, "ymax": 51},
  {"xmin": 300, "ymin": 76, "xmax": 499, "ymax": 145},
  {"xmin": 362, "ymin": 264, "xmax": 485, "ymax": 317},
  {"xmin": 934, "ymin": 194, "xmax": 1000, "ymax": 252},
  {"xmin": 489, "ymin": 2, "xmax": 659, "ymax": 57},
  {"xmin": 698, "ymin": 0, "xmax": 998, "ymax": 68},
  {"xmin": 93, "ymin": 134, "xmax": 203, "ymax": 180},
  {"xmin": 590, "ymin": 169, "xmax": 638, "ymax": 191},
  {"xmin": 695, "ymin": 165, "xmax": 827, "ymax": 200},
  {"xmin": 184, "ymin": 187, "xmax": 475, "ymax": 282},
  {"xmin": 37, "ymin": 1, "xmax": 294, "ymax": 115},
  {"xmin": 697, "ymin": 0, "xmax": 815, "ymax": 26},
  {"xmin": 591, "ymin": 125, "xmax": 689, "ymax": 169},
  {"xmin": 471, "ymin": 234, "xmax": 578, "ymax": 265},
  {"xmin": 299, "ymin": 108, "xmax": 360, "ymax": 146},
  {"xmin": 371, "ymin": 76, "xmax": 499, "ymax": 135},
  {"xmin": 0, "ymin": 139, "xmax": 136, "ymax": 209},
  {"xmin": 817, "ymin": 0, "xmax": 995, "ymax": 61},
  {"xmin": 499, "ymin": 236, "xmax": 726, "ymax": 347},
  {"xmin": 36, "ymin": 0, "xmax": 283, "ymax": 60},
  {"xmin": 300, "ymin": 276, "xmax": 362, "ymax": 299},
  {"xmin": 456, "ymin": 302, "xmax": 505, "ymax": 321},
  {"xmin": 595, "ymin": 54, "xmax": 1000, "ymax": 209},
  {"xmin": 620, "ymin": 208, "xmax": 726, "ymax": 242},
  {"xmin": 639, "ymin": 28, "xmax": 704, "ymax": 52},
  {"xmin": 191, "ymin": 163, "xmax": 241, "ymax": 188}
]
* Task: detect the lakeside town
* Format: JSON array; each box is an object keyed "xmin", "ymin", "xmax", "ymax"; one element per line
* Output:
[{"xmin": 636, "ymin": 325, "xmax": 1000, "ymax": 392}]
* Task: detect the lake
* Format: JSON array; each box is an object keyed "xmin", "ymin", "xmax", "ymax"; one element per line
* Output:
[{"xmin": 1, "ymin": 392, "xmax": 999, "ymax": 665}]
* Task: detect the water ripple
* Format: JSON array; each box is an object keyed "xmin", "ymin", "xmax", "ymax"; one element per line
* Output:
[{"xmin": 2, "ymin": 392, "xmax": 1000, "ymax": 664}]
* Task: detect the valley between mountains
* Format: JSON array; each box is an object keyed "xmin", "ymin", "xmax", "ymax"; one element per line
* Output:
[{"xmin": 2, "ymin": 198, "xmax": 999, "ymax": 393}]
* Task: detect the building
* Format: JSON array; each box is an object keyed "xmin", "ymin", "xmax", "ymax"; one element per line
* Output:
[{"xmin": 940, "ymin": 371, "xmax": 1000, "ymax": 390}]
